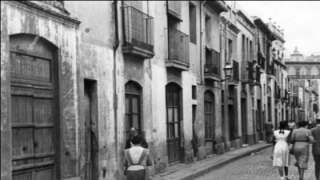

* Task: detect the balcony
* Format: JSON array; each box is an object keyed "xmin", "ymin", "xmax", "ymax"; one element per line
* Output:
[
  {"xmin": 274, "ymin": 86, "xmax": 281, "ymax": 100},
  {"xmin": 252, "ymin": 65, "xmax": 261, "ymax": 86},
  {"xmin": 122, "ymin": 6, "xmax": 155, "ymax": 59},
  {"xmin": 165, "ymin": 28, "xmax": 190, "ymax": 71},
  {"xmin": 229, "ymin": 60, "xmax": 239, "ymax": 85},
  {"xmin": 267, "ymin": 62, "xmax": 275, "ymax": 79},
  {"xmin": 204, "ymin": 48, "xmax": 221, "ymax": 80},
  {"xmin": 241, "ymin": 61, "xmax": 254, "ymax": 84},
  {"xmin": 258, "ymin": 52, "xmax": 266, "ymax": 70}
]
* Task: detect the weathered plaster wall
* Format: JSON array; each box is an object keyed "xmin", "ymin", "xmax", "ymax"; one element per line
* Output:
[
  {"xmin": 1, "ymin": 2, "xmax": 12, "ymax": 180},
  {"xmin": 1, "ymin": 1, "xmax": 80, "ymax": 179}
]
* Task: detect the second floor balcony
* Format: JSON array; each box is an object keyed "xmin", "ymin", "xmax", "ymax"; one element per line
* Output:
[
  {"xmin": 204, "ymin": 48, "xmax": 220, "ymax": 80},
  {"xmin": 229, "ymin": 60, "xmax": 240, "ymax": 85},
  {"xmin": 122, "ymin": 6, "xmax": 155, "ymax": 59},
  {"xmin": 241, "ymin": 61, "xmax": 254, "ymax": 84},
  {"xmin": 165, "ymin": 28, "xmax": 190, "ymax": 71}
]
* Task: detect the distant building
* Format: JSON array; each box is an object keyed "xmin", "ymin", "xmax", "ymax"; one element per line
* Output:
[{"xmin": 285, "ymin": 48, "xmax": 320, "ymax": 122}]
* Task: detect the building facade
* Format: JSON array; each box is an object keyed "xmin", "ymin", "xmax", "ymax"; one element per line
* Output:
[
  {"xmin": 285, "ymin": 48, "xmax": 320, "ymax": 123},
  {"xmin": 1, "ymin": 1, "xmax": 291, "ymax": 180}
]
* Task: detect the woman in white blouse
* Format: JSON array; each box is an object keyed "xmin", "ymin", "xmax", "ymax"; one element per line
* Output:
[{"xmin": 124, "ymin": 136, "xmax": 152, "ymax": 180}]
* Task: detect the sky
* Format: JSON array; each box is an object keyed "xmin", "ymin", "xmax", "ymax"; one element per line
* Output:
[{"xmin": 233, "ymin": 1, "xmax": 320, "ymax": 58}]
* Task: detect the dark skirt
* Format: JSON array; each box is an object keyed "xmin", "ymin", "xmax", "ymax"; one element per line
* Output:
[
  {"xmin": 126, "ymin": 169, "xmax": 146, "ymax": 180},
  {"xmin": 293, "ymin": 142, "xmax": 310, "ymax": 169}
]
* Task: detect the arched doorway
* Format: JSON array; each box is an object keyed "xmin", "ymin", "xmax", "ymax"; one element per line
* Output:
[
  {"xmin": 10, "ymin": 34, "xmax": 59, "ymax": 180},
  {"xmin": 125, "ymin": 81, "xmax": 142, "ymax": 139},
  {"xmin": 166, "ymin": 83, "xmax": 182, "ymax": 164},
  {"xmin": 241, "ymin": 90, "xmax": 248, "ymax": 144},
  {"xmin": 204, "ymin": 90, "xmax": 215, "ymax": 155}
]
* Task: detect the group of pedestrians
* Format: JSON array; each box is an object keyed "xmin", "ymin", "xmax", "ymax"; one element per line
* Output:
[{"xmin": 272, "ymin": 118, "xmax": 320, "ymax": 180}]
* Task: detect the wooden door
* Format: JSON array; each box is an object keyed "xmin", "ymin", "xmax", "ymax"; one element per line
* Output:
[
  {"xmin": 10, "ymin": 47, "xmax": 56, "ymax": 180},
  {"xmin": 241, "ymin": 98, "xmax": 247, "ymax": 144},
  {"xmin": 166, "ymin": 84, "xmax": 181, "ymax": 164},
  {"xmin": 204, "ymin": 91, "xmax": 215, "ymax": 154}
]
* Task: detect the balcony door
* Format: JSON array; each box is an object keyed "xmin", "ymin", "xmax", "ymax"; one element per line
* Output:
[{"xmin": 166, "ymin": 83, "xmax": 181, "ymax": 164}]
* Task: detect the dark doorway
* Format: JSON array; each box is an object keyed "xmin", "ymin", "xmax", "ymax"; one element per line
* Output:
[
  {"xmin": 84, "ymin": 80, "xmax": 99, "ymax": 180},
  {"xmin": 229, "ymin": 104, "xmax": 236, "ymax": 141},
  {"xmin": 166, "ymin": 83, "xmax": 182, "ymax": 164},
  {"xmin": 204, "ymin": 91, "xmax": 215, "ymax": 155},
  {"xmin": 241, "ymin": 91, "xmax": 247, "ymax": 145},
  {"xmin": 257, "ymin": 100, "xmax": 263, "ymax": 141},
  {"xmin": 192, "ymin": 105, "xmax": 197, "ymax": 156}
]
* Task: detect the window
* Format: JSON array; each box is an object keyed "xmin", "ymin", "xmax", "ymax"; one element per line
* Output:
[
  {"xmin": 205, "ymin": 15, "xmax": 212, "ymax": 46},
  {"xmin": 189, "ymin": 3, "xmax": 197, "ymax": 44},
  {"xmin": 228, "ymin": 39, "xmax": 233, "ymax": 61},
  {"xmin": 125, "ymin": 81, "xmax": 142, "ymax": 139},
  {"xmin": 192, "ymin": 85, "xmax": 197, "ymax": 99},
  {"xmin": 242, "ymin": 35, "xmax": 246, "ymax": 61},
  {"xmin": 250, "ymin": 40, "xmax": 253, "ymax": 61}
]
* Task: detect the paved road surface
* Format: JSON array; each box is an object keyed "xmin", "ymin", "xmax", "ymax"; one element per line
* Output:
[{"xmin": 196, "ymin": 147, "xmax": 316, "ymax": 180}]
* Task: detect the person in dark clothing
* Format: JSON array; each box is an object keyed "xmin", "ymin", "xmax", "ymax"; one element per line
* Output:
[
  {"xmin": 125, "ymin": 127, "xmax": 148, "ymax": 149},
  {"xmin": 265, "ymin": 119, "xmax": 274, "ymax": 144}
]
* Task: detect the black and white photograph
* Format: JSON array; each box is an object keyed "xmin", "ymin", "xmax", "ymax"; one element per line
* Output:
[{"xmin": 1, "ymin": 1, "xmax": 320, "ymax": 180}]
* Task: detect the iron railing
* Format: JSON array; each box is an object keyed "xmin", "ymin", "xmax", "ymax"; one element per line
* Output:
[
  {"xmin": 122, "ymin": 6, "xmax": 154, "ymax": 52},
  {"xmin": 230, "ymin": 60, "xmax": 239, "ymax": 82},
  {"xmin": 255, "ymin": 65, "xmax": 261, "ymax": 83},
  {"xmin": 204, "ymin": 48, "xmax": 220, "ymax": 77},
  {"xmin": 168, "ymin": 27, "xmax": 189, "ymax": 65},
  {"xmin": 241, "ymin": 61, "xmax": 254, "ymax": 81},
  {"xmin": 267, "ymin": 62, "xmax": 275, "ymax": 75}
]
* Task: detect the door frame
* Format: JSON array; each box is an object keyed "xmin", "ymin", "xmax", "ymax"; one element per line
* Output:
[
  {"xmin": 9, "ymin": 34, "xmax": 61, "ymax": 180},
  {"xmin": 166, "ymin": 83, "xmax": 182, "ymax": 164}
]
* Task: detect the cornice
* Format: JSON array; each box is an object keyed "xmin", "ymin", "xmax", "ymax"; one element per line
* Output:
[
  {"xmin": 6, "ymin": 1, "xmax": 81, "ymax": 27},
  {"xmin": 236, "ymin": 10, "xmax": 255, "ymax": 29}
]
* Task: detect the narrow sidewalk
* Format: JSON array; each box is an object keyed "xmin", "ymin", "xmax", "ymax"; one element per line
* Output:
[{"xmin": 152, "ymin": 142, "xmax": 272, "ymax": 180}]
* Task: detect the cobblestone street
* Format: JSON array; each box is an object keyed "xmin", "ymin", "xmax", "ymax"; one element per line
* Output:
[{"xmin": 196, "ymin": 147, "xmax": 316, "ymax": 180}]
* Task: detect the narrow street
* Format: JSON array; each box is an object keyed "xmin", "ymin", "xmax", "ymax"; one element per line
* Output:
[{"xmin": 196, "ymin": 147, "xmax": 316, "ymax": 180}]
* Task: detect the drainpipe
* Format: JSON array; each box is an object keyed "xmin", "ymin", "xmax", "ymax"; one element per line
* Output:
[
  {"xmin": 113, "ymin": 0, "xmax": 119, "ymax": 162},
  {"xmin": 200, "ymin": 0, "xmax": 206, "ymax": 84}
]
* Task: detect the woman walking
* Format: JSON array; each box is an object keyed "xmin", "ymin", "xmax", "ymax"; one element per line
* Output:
[
  {"xmin": 272, "ymin": 121, "xmax": 291, "ymax": 180},
  {"xmin": 291, "ymin": 120, "xmax": 315, "ymax": 180},
  {"xmin": 124, "ymin": 135, "xmax": 152, "ymax": 180}
]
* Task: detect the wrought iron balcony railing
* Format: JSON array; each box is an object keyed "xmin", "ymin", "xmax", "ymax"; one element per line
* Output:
[
  {"xmin": 122, "ymin": 6, "xmax": 154, "ymax": 59},
  {"xmin": 229, "ymin": 60, "xmax": 239, "ymax": 83},
  {"xmin": 241, "ymin": 61, "xmax": 254, "ymax": 83},
  {"xmin": 204, "ymin": 48, "xmax": 220, "ymax": 78},
  {"xmin": 267, "ymin": 62, "xmax": 275, "ymax": 76},
  {"xmin": 166, "ymin": 27, "xmax": 189, "ymax": 70}
]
